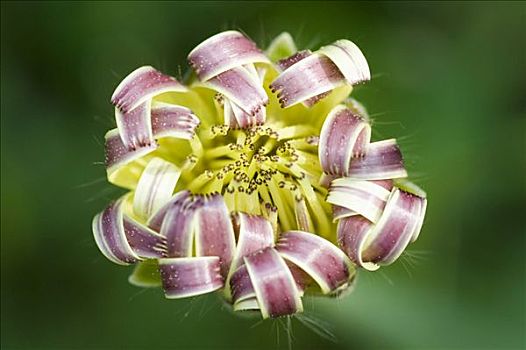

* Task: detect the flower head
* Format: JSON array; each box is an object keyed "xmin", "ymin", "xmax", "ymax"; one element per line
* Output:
[{"xmin": 93, "ymin": 31, "xmax": 427, "ymax": 319}]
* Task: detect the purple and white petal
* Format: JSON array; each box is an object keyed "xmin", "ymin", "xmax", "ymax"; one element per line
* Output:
[
  {"xmin": 276, "ymin": 50, "xmax": 333, "ymax": 107},
  {"xmin": 133, "ymin": 157, "xmax": 181, "ymax": 220},
  {"xmin": 319, "ymin": 105, "xmax": 371, "ymax": 175},
  {"xmin": 337, "ymin": 215, "xmax": 379, "ymax": 271},
  {"xmin": 228, "ymin": 212, "xmax": 274, "ymax": 276},
  {"xmin": 158, "ymin": 256, "xmax": 223, "ymax": 299},
  {"xmin": 230, "ymin": 99, "xmax": 266, "ymax": 128},
  {"xmin": 410, "ymin": 196, "xmax": 427, "ymax": 242},
  {"xmin": 318, "ymin": 40, "xmax": 371, "ymax": 85},
  {"xmin": 111, "ymin": 66, "xmax": 186, "ymax": 113},
  {"xmin": 160, "ymin": 194, "xmax": 203, "ymax": 257},
  {"xmin": 151, "ymin": 101, "xmax": 200, "ymax": 140},
  {"xmin": 195, "ymin": 194, "xmax": 236, "ymax": 277},
  {"xmin": 362, "ymin": 189, "xmax": 425, "ymax": 265},
  {"xmin": 244, "ymin": 247, "xmax": 303, "ymax": 319},
  {"xmin": 348, "ymin": 139, "xmax": 408, "ymax": 180},
  {"xmin": 188, "ymin": 31, "xmax": 270, "ymax": 81},
  {"xmin": 104, "ymin": 129, "xmax": 157, "ymax": 179},
  {"xmin": 277, "ymin": 50, "xmax": 312, "ymax": 71},
  {"xmin": 327, "ymin": 179, "xmax": 390, "ymax": 223},
  {"xmin": 204, "ymin": 67, "xmax": 268, "ymax": 117},
  {"xmin": 92, "ymin": 198, "xmax": 139, "ymax": 265},
  {"xmin": 147, "ymin": 190, "xmax": 191, "ymax": 232},
  {"xmin": 270, "ymin": 54, "xmax": 345, "ymax": 108},
  {"xmin": 276, "ymin": 231, "xmax": 354, "ymax": 294},
  {"xmin": 123, "ymin": 215, "xmax": 167, "ymax": 259},
  {"xmin": 230, "ymin": 264, "xmax": 256, "ymax": 304},
  {"xmin": 115, "ymin": 100, "xmax": 154, "ymax": 150}
]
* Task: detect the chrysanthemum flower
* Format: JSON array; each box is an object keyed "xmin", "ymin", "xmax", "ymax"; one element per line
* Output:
[{"xmin": 93, "ymin": 31, "xmax": 427, "ymax": 319}]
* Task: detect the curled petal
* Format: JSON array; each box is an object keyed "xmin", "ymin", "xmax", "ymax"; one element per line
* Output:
[
  {"xmin": 230, "ymin": 265, "xmax": 256, "ymax": 304},
  {"xmin": 230, "ymin": 261, "xmax": 310, "ymax": 307},
  {"xmin": 277, "ymin": 50, "xmax": 312, "ymax": 71},
  {"xmin": 111, "ymin": 66, "xmax": 186, "ymax": 113},
  {"xmin": 147, "ymin": 190, "xmax": 191, "ymax": 232},
  {"xmin": 270, "ymin": 54, "xmax": 345, "ymax": 108},
  {"xmin": 188, "ymin": 31, "xmax": 269, "ymax": 81},
  {"xmin": 230, "ymin": 99, "xmax": 266, "ymax": 128},
  {"xmin": 151, "ymin": 101, "xmax": 200, "ymax": 140},
  {"xmin": 319, "ymin": 105, "xmax": 371, "ymax": 175},
  {"xmin": 411, "ymin": 195, "xmax": 427, "ymax": 243},
  {"xmin": 92, "ymin": 198, "xmax": 139, "ymax": 265},
  {"xmin": 244, "ymin": 247, "xmax": 303, "ymax": 319},
  {"xmin": 160, "ymin": 194, "xmax": 203, "ymax": 257},
  {"xmin": 159, "ymin": 257, "xmax": 223, "ymax": 299},
  {"xmin": 270, "ymin": 39, "xmax": 370, "ymax": 108},
  {"xmin": 327, "ymin": 179, "xmax": 390, "ymax": 223},
  {"xmin": 229, "ymin": 212, "xmax": 274, "ymax": 276},
  {"xmin": 318, "ymin": 40, "xmax": 371, "ymax": 85},
  {"xmin": 204, "ymin": 67, "xmax": 268, "ymax": 118},
  {"xmin": 195, "ymin": 194, "xmax": 236, "ymax": 277},
  {"xmin": 362, "ymin": 189, "xmax": 425, "ymax": 265},
  {"xmin": 337, "ymin": 189, "xmax": 426, "ymax": 270},
  {"xmin": 123, "ymin": 215, "xmax": 167, "ymax": 259},
  {"xmin": 337, "ymin": 215, "xmax": 379, "ymax": 271},
  {"xmin": 348, "ymin": 139, "xmax": 408, "ymax": 180},
  {"xmin": 92, "ymin": 197, "xmax": 167, "ymax": 265},
  {"xmin": 133, "ymin": 157, "xmax": 181, "ymax": 219},
  {"xmin": 276, "ymin": 231, "xmax": 354, "ymax": 294},
  {"xmin": 115, "ymin": 101, "xmax": 153, "ymax": 150},
  {"xmin": 104, "ymin": 129, "xmax": 158, "ymax": 183},
  {"xmin": 276, "ymin": 50, "xmax": 331, "ymax": 107}
]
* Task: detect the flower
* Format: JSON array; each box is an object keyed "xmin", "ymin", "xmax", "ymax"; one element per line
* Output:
[{"xmin": 92, "ymin": 31, "xmax": 427, "ymax": 319}]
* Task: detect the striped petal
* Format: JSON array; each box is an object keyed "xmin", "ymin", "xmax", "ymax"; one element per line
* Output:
[
  {"xmin": 337, "ymin": 188, "xmax": 426, "ymax": 270},
  {"xmin": 318, "ymin": 40, "xmax": 371, "ymax": 85},
  {"xmin": 327, "ymin": 179, "xmax": 390, "ymax": 223},
  {"xmin": 276, "ymin": 231, "xmax": 354, "ymax": 294},
  {"xmin": 188, "ymin": 31, "xmax": 270, "ymax": 81},
  {"xmin": 337, "ymin": 215, "xmax": 378, "ymax": 271},
  {"xmin": 92, "ymin": 198, "xmax": 139, "ymax": 265},
  {"xmin": 111, "ymin": 66, "xmax": 186, "ymax": 113},
  {"xmin": 160, "ymin": 194, "xmax": 203, "ymax": 257},
  {"xmin": 319, "ymin": 105, "xmax": 371, "ymax": 175},
  {"xmin": 230, "ymin": 265, "xmax": 256, "ymax": 304},
  {"xmin": 158, "ymin": 257, "xmax": 223, "ymax": 299},
  {"xmin": 92, "ymin": 197, "xmax": 167, "ymax": 265},
  {"xmin": 270, "ymin": 54, "xmax": 345, "ymax": 108},
  {"xmin": 115, "ymin": 100, "xmax": 153, "ymax": 150},
  {"xmin": 104, "ymin": 129, "xmax": 158, "ymax": 182},
  {"xmin": 362, "ymin": 189, "xmax": 425, "ymax": 265},
  {"xmin": 244, "ymin": 247, "xmax": 303, "ymax": 319},
  {"xmin": 228, "ymin": 212, "xmax": 274, "ymax": 276},
  {"xmin": 195, "ymin": 194, "xmax": 236, "ymax": 277},
  {"xmin": 204, "ymin": 67, "xmax": 268, "ymax": 118},
  {"xmin": 270, "ymin": 39, "xmax": 370, "ymax": 108},
  {"xmin": 151, "ymin": 101, "xmax": 200, "ymax": 140},
  {"xmin": 133, "ymin": 157, "xmax": 181, "ymax": 219},
  {"xmin": 348, "ymin": 139, "xmax": 408, "ymax": 180},
  {"xmin": 147, "ymin": 190, "xmax": 191, "ymax": 231},
  {"xmin": 123, "ymin": 215, "xmax": 167, "ymax": 259}
]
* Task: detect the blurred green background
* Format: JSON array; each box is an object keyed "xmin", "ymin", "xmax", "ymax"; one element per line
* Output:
[{"xmin": 1, "ymin": 1, "xmax": 525, "ymax": 349}]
